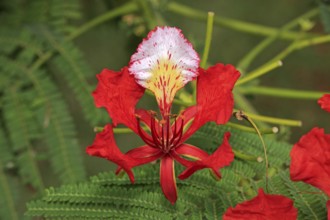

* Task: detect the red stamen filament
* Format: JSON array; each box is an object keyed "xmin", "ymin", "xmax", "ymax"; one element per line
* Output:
[
  {"xmin": 137, "ymin": 112, "xmax": 184, "ymax": 153},
  {"xmin": 150, "ymin": 116, "xmax": 162, "ymax": 147},
  {"xmin": 171, "ymin": 116, "xmax": 184, "ymax": 148},
  {"xmin": 165, "ymin": 115, "xmax": 170, "ymax": 151},
  {"xmin": 161, "ymin": 120, "xmax": 165, "ymax": 149},
  {"xmin": 136, "ymin": 117, "xmax": 156, "ymax": 148}
]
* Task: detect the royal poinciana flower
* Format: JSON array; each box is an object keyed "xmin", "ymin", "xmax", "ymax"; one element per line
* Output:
[
  {"xmin": 223, "ymin": 189, "xmax": 298, "ymax": 220},
  {"xmin": 318, "ymin": 94, "xmax": 330, "ymax": 112},
  {"xmin": 290, "ymin": 127, "xmax": 330, "ymax": 196},
  {"xmin": 86, "ymin": 26, "xmax": 240, "ymax": 204},
  {"xmin": 327, "ymin": 201, "xmax": 330, "ymax": 219}
]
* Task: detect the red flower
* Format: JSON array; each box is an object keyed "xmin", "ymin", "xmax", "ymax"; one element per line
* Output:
[
  {"xmin": 290, "ymin": 127, "xmax": 330, "ymax": 196},
  {"xmin": 87, "ymin": 27, "xmax": 240, "ymax": 204},
  {"xmin": 318, "ymin": 94, "xmax": 330, "ymax": 113},
  {"xmin": 223, "ymin": 189, "xmax": 298, "ymax": 220}
]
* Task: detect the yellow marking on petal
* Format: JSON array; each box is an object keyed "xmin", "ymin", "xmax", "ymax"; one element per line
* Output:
[
  {"xmin": 181, "ymin": 154, "xmax": 200, "ymax": 161},
  {"xmin": 146, "ymin": 59, "xmax": 185, "ymax": 113}
]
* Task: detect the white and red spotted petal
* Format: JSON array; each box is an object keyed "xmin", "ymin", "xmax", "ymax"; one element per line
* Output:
[{"xmin": 129, "ymin": 26, "xmax": 200, "ymax": 114}]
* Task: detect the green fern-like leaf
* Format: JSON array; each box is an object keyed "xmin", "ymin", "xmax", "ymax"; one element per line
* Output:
[
  {"xmin": 0, "ymin": 126, "xmax": 13, "ymax": 167},
  {"xmin": 26, "ymin": 170, "xmax": 201, "ymax": 219},
  {"xmin": 40, "ymin": 28, "xmax": 108, "ymax": 125},
  {"xmin": 22, "ymin": 118, "xmax": 328, "ymax": 219},
  {"xmin": 3, "ymin": 87, "xmax": 44, "ymax": 191},
  {"xmin": 2, "ymin": 56, "xmax": 86, "ymax": 185},
  {"xmin": 279, "ymin": 172, "xmax": 327, "ymax": 220},
  {"xmin": 0, "ymin": 163, "xmax": 19, "ymax": 220},
  {"xmin": 33, "ymin": 69, "xmax": 87, "ymax": 183},
  {"xmin": 0, "ymin": 0, "xmax": 81, "ymax": 35}
]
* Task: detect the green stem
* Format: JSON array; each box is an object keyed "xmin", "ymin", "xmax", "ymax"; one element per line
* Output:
[
  {"xmin": 166, "ymin": 2, "xmax": 315, "ymax": 40},
  {"xmin": 227, "ymin": 122, "xmax": 278, "ymax": 134},
  {"xmin": 237, "ymin": 86, "xmax": 327, "ymax": 100},
  {"xmin": 236, "ymin": 111, "xmax": 269, "ymax": 191},
  {"xmin": 237, "ymin": 7, "xmax": 320, "ymax": 72},
  {"xmin": 193, "ymin": 11, "xmax": 215, "ymax": 99},
  {"xmin": 201, "ymin": 12, "xmax": 215, "ymax": 68},
  {"xmin": 294, "ymin": 35, "xmax": 330, "ymax": 49},
  {"xmin": 234, "ymin": 109, "xmax": 302, "ymax": 127},
  {"xmin": 136, "ymin": 0, "xmax": 157, "ymax": 30},
  {"xmin": 94, "ymin": 126, "xmax": 148, "ymax": 134},
  {"xmin": 236, "ymin": 60, "xmax": 282, "ymax": 86},
  {"xmin": 263, "ymin": 33, "xmax": 330, "ymax": 69},
  {"xmin": 29, "ymin": 2, "xmax": 138, "ymax": 72},
  {"xmin": 113, "ymin": 128, "xmax": 136, "ymax": 134},
  {"xmin": 67, "ymin": 1, "xmax": 139, "ymax": 41},
  {"xmin": 267, "ymin": 41, "xmax": 297, "ymax": 65},
  {"xmin": 233, "ymin": 92, "xmax": 269, "ymax": 128},
  {"xmin": 233, "ymin": 149, "xmax": 261, "ymax": 162}
]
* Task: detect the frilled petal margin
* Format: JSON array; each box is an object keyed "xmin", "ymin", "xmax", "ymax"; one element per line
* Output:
[
  {"xmin": 86, "ymin": 124, "xmax": 162, "ymax": 183},
  {"xmin": 160, "ymin": 155, "xmax": 177, "ymax": 204},
  {"xmin": 223, "ymin": 189, "xmax": 298, "ymax": 220},
  {"xmin": 178, "ymin": 132, "xmax": 234, "ymax": 180},
  {"xmin": 92, "ymin": 67, "xmax": 145, "ymax": 133},
  {"xmin": 318, "ymin": 94, "xmax": 330, "ymax": 113},
  {"xmin": 290, "ymin": 127, "xmax": 330, "ymax": 196},
  {"xmin": 182, "ymin": 64, "xmax": 240, "ymax": 141}
]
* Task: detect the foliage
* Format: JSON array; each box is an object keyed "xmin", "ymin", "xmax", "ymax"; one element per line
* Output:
[
  {"xmin": 0, "ymin": 0, "xmax": 329, "ymax": 219},
  {"xmin": 26, "ymin": 125, "xmax": 328, "ymax": 219}
]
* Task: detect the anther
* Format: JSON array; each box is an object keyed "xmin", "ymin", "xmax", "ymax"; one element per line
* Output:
[{"xmin": 148, "ymin": 110, "xmax": 157, "ymax": 117}]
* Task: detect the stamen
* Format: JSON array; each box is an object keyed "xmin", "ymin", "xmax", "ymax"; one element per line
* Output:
[
  {"xmin": 169, "ymin": 115, "xmax": 178, "ymax": 147},
  {"xmin": 150, "ymin": 114, "xmax": 162, "ymax": 147},
  {"xmin": 171, "ymin": 115, "xmax": 184, "ymax": 147},
  {"xmin": 160, "ymin": 119, "xmax": 166, "ymax": 149},
  {"xmin": 166, "ymin": 114, "xmax": 171, "ymax": 151},
  {"xmin": 136, "ymin": 116, "xmax": 156, "ymax": 147}
]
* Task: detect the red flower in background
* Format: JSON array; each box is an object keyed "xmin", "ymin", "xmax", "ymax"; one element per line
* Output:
[
  {"xmin": 223, "ymin": 189, "xmax": 298, "ymax": 220},
  {"xmin": 86, "ymin": 27, "xmax": 240, "ymax": 204},
  {"xmin": 327, "ymin": 201, "xmax": 330, "ymax": 220},
  {"xmin": 290, "ymin": 127, "xmax": 330, "ymax": 196},
  {"xmin": 318, "ymin": 94, "xmax": 330, "ymax": 112}
]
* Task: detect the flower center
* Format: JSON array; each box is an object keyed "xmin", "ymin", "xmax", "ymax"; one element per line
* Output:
[{"xmin": 136, "ymin": 111, "xmax": 184, "ymax": 153}]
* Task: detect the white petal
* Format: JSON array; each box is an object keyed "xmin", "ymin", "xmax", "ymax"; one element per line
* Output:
[
  {"xmin": 128, "ymin": 27, "xmax": 200, "ymax": 113},
  {"xmin": 129, "ymin": 26, "xmax": 200, "ymax": 88}
]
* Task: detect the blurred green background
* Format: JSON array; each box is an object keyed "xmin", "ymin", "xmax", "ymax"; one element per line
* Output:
[{"xmin": 0, "ymin": 0, "xmax": 329, "ymax": 218}]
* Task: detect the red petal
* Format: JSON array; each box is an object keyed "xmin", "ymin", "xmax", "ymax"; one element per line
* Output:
[
  {"xmin": 223, "ymin": 189, "xmax": 298, "ymax": 220},
  {"xmin": 160, "ymin": 155, "xmax": 177, "ymax": 204},
  {"xmin": 92, "ymin": 67, "xmax": 145, "ymax": 133},
  {"xmin": 176, "ymin": 144, "xmax": 209, "ymax": 160},
  {"xmin": 115, "ymin": 145, "xmax": 163, "ymax": 174},
  {"xmin": 86, "ymin": 124, "xmax": 136, "ymax": 182},
  {"xmin": 125, "ymin": 145, "xmax": 161, "ymax": 158},
  {"xmin": 171, "ymin": 144, "xmax": 209, "ymax": 167},
  {"xmin": 318, "ymin": 94, "xmax": 330, "ymax": 113},
  {"xmin": 178, "ymin": 132, "xmax": 234, "ymax": 180},
  {"xmin": 290, "ymin": 127, "xmax": 330, "ymax": 196},
  {"xmin": 86, "ymin": 125, "xmax": 162, "ymax": 183},
  {"xmin": 182, "ymin": 64, "xmax": 240, "ymax": 141}
]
